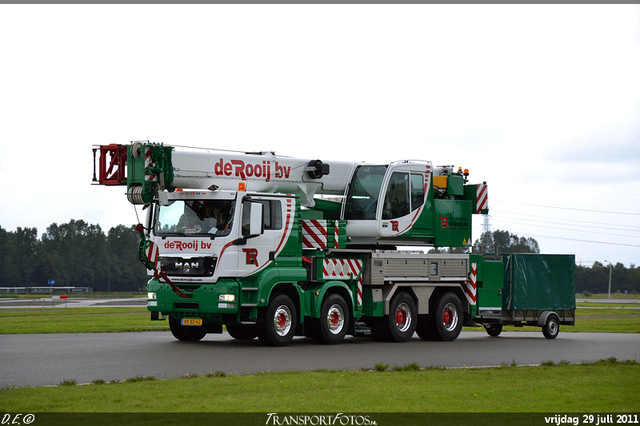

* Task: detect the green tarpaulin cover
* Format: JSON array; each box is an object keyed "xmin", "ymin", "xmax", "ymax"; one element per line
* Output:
[{"xmin": 503, "ymin": 254, "xmax": 576, "ymax": 310}]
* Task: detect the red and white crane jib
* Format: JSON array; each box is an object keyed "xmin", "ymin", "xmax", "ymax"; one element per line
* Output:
[{"xmin": 169, "ymin": 150, "xmax": 358, "ymax": 207}]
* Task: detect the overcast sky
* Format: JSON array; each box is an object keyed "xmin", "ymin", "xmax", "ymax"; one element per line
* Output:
[{"xmin": 0, "ymin": 4, "xmax": 639, "ymax": 268}]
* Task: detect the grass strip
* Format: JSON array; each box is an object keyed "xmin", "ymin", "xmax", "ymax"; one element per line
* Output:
[
  {"xmin": 0, "ymin": 308, "xmax": 168, "ymax": 334},
  {"xmin": 1, "ymin": 361, "xmax": 638, "ymax": 412}
]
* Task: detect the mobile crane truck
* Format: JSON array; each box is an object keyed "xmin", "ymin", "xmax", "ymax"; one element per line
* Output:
[{"xmin": 92, "ymin": 141, "xmax": 575, "ymax": 346}]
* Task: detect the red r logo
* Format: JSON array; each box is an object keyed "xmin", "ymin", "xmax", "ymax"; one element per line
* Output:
[
  {"xmin": 242, "ymin": 248, "xmax": 259, "ymax": 267},
  {"xmin": 440, "ymin": 217, "xmax": 449, "ymax": 229},
  {"xmin": 391, "ymin": 221, "xmax": 399, "ymax": 232}
]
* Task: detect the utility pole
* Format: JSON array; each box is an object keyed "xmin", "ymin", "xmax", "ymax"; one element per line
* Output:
[{"xmin": 604, "ymin": 260, "xmax": 612, "ymax": 299}]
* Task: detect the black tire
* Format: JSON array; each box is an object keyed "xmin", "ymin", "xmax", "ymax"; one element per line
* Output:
[
  {"xmin": 416, "ymin": 314, "xmax": 437, "ymax": 341},
  {"xmin": 365, "ymin": 317, "xmax": 385, "ymax": 341},
  {"xmin": 226, "ymin": 324, "xmax": 257, "ymax": 340},
  {"xmin": 542, "ymin": 315, "xmax": 560, "ymax": 339},
  {"xmin": 314, "ymin": 294, "xmax": 350, "ymax": 345},
  {"xmin": 169, "ymin": 316, "xmax": 207, "ymax": 342},
  {"xmin": 427, "ymin": 292, "xmax": 463, "ymax": 342},
  {"xmin": 377, "ymin": 292, "xmax": 417, "ymax": 342},
  {"xmin": 256, "ymin": 294, "xmax": 297, "ymax": 347},
  {"xmin": 484, "ymin": 323, "xmax": 502, "ymax": 337}
]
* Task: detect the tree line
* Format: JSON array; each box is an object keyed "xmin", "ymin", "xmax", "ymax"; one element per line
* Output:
[
  {"xmin": 0, "ymin": 223, "xmax": 637, "ymax": 294},
  {"xmin": 0, "ymin": 220, "xmax": 148, "ymax": 292}
]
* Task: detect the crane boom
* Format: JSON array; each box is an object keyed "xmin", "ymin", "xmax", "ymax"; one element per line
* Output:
[
  {"xmin": 92, "ymin": 140, "xmax": 488, "ymax": 247},
  {"xmin": 169, "ymin": 149, "xmax": 358, "ymax": 206}
]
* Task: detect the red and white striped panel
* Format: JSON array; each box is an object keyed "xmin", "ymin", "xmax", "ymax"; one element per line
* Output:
[
  {"xmin": 476, "ymin": 184, "xmax": 488, "ymax": 213},
  {"xmin": 302, "ymin": 220, "xmax": 328, "ymax": 249},
  {"xmin": 465, "ymin": 262, "xmax": 477, "ymax": 305},
  {"xmin": 323, "ymin": 259, "xmax": 364, "ymax": 305},
  {"xmin": 145, "ymin": 241, "xmax": 160, "ymax": 271}
]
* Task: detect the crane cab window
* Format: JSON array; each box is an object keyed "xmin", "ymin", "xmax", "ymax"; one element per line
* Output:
[
  {"xmin": 410, "ymin": 174, "xmax": 425, "ymax": 210},
  {"xmin": 344, "ymin": 165, "xmax": 388, "ymax": 220},
  {"xmin": 383, "ymin": 172, "xmax": 409, "ymax": 219},
  {"xmin": 382, "ymin": 172, "xmax": 425, "ymax": 219}
]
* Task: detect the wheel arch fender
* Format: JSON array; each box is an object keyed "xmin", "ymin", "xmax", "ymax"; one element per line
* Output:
[
  {"xmin": 312, "ymin": 281, "xmax": 355, "ymax": 335},
  {"xmin": 312, "ymin": 281, "xmax": 354, "ymax": 313},
  {"xmin": 537, "ymin": 311, "xmax": 559, "ymax": 327},
  {"xmin": 260, "ymin": 281, "xmax": 303, "ymax": 320}
]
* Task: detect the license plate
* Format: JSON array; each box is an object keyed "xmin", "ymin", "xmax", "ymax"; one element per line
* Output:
[{"xmin": 181, "ymin": 318, "xmax": 203, "ymax": 326}]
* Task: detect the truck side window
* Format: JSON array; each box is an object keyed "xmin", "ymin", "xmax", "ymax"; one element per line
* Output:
[
  {"xmin": 242, "ymin": 200, "xmax": 282, "ymax": 236},
  {"xmin": 382, "ymin": 172, "xmax": 410, "ymax": 219}
]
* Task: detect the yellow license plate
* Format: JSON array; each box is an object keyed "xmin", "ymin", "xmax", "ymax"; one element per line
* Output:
[{"xmin": 181, "ymin": 318, "xmax": 203, "ymax": 326}]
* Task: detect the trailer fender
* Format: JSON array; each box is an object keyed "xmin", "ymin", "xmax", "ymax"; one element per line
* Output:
[{"xmin": 537, "ymin": 311, "xmax": 558, "ymax": 327}]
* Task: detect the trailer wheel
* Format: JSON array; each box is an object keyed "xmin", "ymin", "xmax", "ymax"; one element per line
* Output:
[
  {"xmin": 542, "ymin": 314, "xmax": 560, "ymax": 339},
  {"xmin": 226, "ymin": 324, "xmax": 257, "ymax": 340},
  {"xmin": 257, "ymin": 294, "xmax": 297, "ymax": 347},
  {"xmin": 428, "ymin": 293, "xmax": 463, "ymax": 341},
  {"xmin": 315, "ymin": 294, "xmax": 349, "ymax": 345},
  {"xmin": 169, "ymin": 316, "xmax": 207, "ymax": 342},
  {"xmin": 484, "ymin": 324, "xmax": 502, "ymax": 337}
]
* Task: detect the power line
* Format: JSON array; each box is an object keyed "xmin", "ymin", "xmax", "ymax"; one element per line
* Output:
[
  {"xmin": 493, "ymin": 210, "xmax": 640, "ymax": 231},
  {"xmin": 495, "ymin": 218, "xmax": 638, "ymax": 239},
  {"xmin": 499, "ymin": 181, "xmax": 640, "ymax": 197},
  {"xmin": 492, "ymin": 214, "xmax": 640, "ymax": 234},
  {"xmin": 493, "ymin": 200, "xmax": 640, "ymax": 216},
  {"xmin": 524, "ymin": 233, "xmax": 640, "ymax": 248}
]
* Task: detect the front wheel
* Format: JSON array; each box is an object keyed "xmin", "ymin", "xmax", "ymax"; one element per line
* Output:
[
  {"xmin": 257, "ymin": 294, "xmax": 297, "ymax": 347},
  {"xmin": 542, "ymin": 315, "xmax": 560, "ymax": 339},
  {"xmin": 315, "ymin": 294, "xmax": 350, "ymax": 345},
  {"xmin": 169, "ymin": 316, "xmax": 207, "ymax": 342}
]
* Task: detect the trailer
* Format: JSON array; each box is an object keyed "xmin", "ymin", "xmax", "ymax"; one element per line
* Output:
[{"xmin": 473, "ymin": 253, "xmax": 576, "ymax": 339}]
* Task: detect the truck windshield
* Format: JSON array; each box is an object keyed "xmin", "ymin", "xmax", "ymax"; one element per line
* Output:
[{"xmin": 154, "ymin": 200, "xmax": 234, "ymax": 236}]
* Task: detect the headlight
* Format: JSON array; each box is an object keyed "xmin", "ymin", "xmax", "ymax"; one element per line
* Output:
[
  {"xmin": 147, "ymin": 292, "xmax": 157, "ymax": 299},
  {"xmin": 218, "ymin": 294, "xmax": 236, "ymax": 302}
]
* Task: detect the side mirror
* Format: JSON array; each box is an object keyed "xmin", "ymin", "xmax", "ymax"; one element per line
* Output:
[{"xmin": 249, "ymin": 202, "xmax": 264, "ymax": 236}]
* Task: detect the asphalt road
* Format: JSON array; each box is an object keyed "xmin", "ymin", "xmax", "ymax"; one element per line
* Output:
[{"xmin": 2, "ymin": 330, "xmax": 638, "ymax": 388}]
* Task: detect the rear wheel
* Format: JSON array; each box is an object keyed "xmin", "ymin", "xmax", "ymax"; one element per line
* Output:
[
  {"xmin": 169, "ymin": 316, "xmax": 207, "ymax": 342},
  {"xmin": 427, "ymin": 293, "xmax": 463, "ymax": 341},
  {"xmin": 416, "ymin": 314, "xmax": 437, "ymax": 341},
  {"xmin": 315, "ymin": 294, "xmax": 349, "ymax": 345},
  {"xmin": 226, "ymin": 324, "xmax": 257, "ymax": 340},
  {"xmin": 257, "ymin": 294, "xmax": 297, "ymax": 347},
  {"xmin": 542, "ymin": 315, "xmax": 560, "ymax": 339},
  {"xmin": 376, "ymin": 292, "xmax": 417, "ymax": 342}
]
